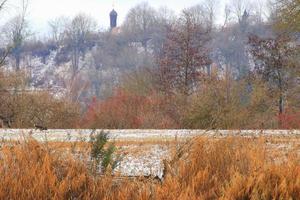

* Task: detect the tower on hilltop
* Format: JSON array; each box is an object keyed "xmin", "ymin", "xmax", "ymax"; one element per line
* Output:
[{"xmin": 110, "ymin": 9, "xmax": 118, "ymax": 29}]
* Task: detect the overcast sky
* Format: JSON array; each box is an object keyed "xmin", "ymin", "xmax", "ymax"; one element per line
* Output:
[
  {"xmin": 2, "ymin": 0, "xmax": 232, "ymax": 37},
  {"xmin": 2, "ymin": 0, "xmax": 270, "ymax": 37}
]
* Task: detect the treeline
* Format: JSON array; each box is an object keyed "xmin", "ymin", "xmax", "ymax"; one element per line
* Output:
[{"xmin": 0, "ymin": 0, "xmax": 299, "ymax": 129}]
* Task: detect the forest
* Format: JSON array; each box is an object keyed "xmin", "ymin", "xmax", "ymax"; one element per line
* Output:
[{"xmin": 0, "ymin": 0, "xmax": 299, "ymax": 129}]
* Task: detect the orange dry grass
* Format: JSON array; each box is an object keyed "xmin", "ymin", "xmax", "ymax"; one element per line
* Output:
[
  {"xmin": 157, "ymin": 137, "xmax": 300, "ymax": 200},
  {"xmin": 0, "ymin": 137, "xmax": 299, "ymax": 200},
  {"xmin": 0, "ymin": 140, "xmax": 147, "ymax": 200}
]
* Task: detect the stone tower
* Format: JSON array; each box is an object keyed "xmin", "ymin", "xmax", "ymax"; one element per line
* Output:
[{"xmin": 110, "ymin": 9, "xmax": 118, "ymax": 29}]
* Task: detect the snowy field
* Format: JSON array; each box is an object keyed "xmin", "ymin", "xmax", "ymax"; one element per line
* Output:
[
  {"xmin": 0, "ymin": 129, "xmax": 299, "ymax": 142},
  {"xmin": 0, "ymin": 129, "xmax": 299, "ymax": 178}
]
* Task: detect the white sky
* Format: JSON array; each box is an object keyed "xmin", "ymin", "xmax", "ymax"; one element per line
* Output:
[{"xmin": 3, "ymin": 0, "xmax": 232, "ymax": 37}]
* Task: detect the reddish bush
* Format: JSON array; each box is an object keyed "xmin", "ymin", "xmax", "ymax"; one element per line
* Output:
[
  {"xmin": 81, "ymin": 89, "xmax": 179, "ymax": 129},
  {"xmin": 279, "ymin": 111, "xmax": 300, "ymax": 129}
]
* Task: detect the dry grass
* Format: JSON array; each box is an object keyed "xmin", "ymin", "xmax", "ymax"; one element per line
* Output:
[
  {"xmin": 0, "ymin": 137, "xmax": 299, "ymax": 200},
  {"xmin": 157, "ymin": 137, "xmax": 300, "ymax": 199}
]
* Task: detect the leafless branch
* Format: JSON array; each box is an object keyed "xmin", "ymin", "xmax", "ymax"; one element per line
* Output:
[{"xmin": 0, "ymin": 0, "xmax": 8, "ymax": 11}]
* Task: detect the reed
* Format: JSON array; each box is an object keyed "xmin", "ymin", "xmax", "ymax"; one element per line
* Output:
[{"xmin": 0, "ymin": 137, "xmax": 298, "ymax": 199}]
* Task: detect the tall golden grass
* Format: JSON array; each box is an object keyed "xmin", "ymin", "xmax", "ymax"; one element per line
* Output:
[
  {"xmin": 157, "ymin": 137, "xmax": 300, "ymax": 200},
  {"xmin": 0, "ymin": 137, "xmax": 298, "ymax": 200}
]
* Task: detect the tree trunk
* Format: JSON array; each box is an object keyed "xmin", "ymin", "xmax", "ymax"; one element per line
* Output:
[
  {"xmin": 278, "ymin": 94, "xmax": 284, "ymax": 128},
  {"xmin": 279, "ymin": 95, "xmax": 284, "ymax": 114},
  {"xmin": 16, "ymin": 54, "xmax": 20, "ymax": 71}
]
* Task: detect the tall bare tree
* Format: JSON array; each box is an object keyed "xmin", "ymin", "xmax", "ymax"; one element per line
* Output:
[
  {"xmin": 158, "ymin": 10, "xmax": 211, "ymax": 96},
  {"xmin": 229, "ymin": 0, "xmax": 252, "ymax": 22},
  {"xmin": 186, "ymin": 0, "xmax": 218, "ymax": 32},
  {"xmin": 151, "ymin": 7, "xmax": 176, "ymax": 57},
  {"xmin": 248, "ymin": 34, "xmax": 297, "ymax": 120},
  {"xmin": 0, "ymin": 0, "xmax": 9, "ymax": 67},
  {"xmin": 65, "ymin": 14, "xmax": 96, "ymax": 78},
  {"xmin": 3, "ymin": 0, "xmax": 30, "ymax": 71},
  {"xmin": 48, "ymin": 16, "xmax": 69, "ymax": 46},
  {"xmin": 122, "ymin": 2, "xmax": 157, "ymax": 52}
]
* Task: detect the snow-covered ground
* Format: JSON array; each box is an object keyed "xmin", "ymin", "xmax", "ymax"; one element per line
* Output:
[
  {"xmin": 0, "ymin": 129, "xmax": 299, "ymax": 178},
  {"xmin": 115, "ymin": 145, "xmax": 170, "ymax": 179},
  {"xmin": 0, "ymin": 129, "xmax": 299, "ymax": 142}
]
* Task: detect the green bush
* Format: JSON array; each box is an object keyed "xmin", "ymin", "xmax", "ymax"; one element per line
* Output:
[{"xmin": 89, "ymin": 130, "xmax": 121, "ymax": 174}]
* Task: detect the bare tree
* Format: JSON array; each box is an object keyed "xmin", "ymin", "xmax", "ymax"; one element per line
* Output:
[
  {"xmin": 65, "ymin": 14, "xmax": 96, "ymax": 78},
  {"xmin": 122, "ymin": 2, "xmax": 157, "ymax": 52},
  {"xmin": 150, "ymin": 7, "xmax": 176, "ymax": 57},
  {"xmin": 251, "ymin": 0, "xmax": 269, "ymax": 23},
  {"xmin": 228, "ymin": 0, "xmax": 252, "ymax": 22},
  {"xmin": 0, "ymin": 0, "xmax": 8, "ymax": 11},
  {"xmin": 222, "ymin": 4, "xmax": 233, "ymax": 29},
  {"xmin": 48, "ymin": 16, "xmax": 69, "ymax": 45},
  {"xmin": 0, "ymin": 0, "xmax": 9, "ymax": 67},
  {"xmin": 158, "ymin": 10, "xmax": 211, "ymax": 96},
  {"xmin": 3, "ymin": 0, "xmax": 30, "ymax": 71},
  {"xmin": 186, "ymin": 0, "xmax": 218, "ymax": 32},
  {"xmin": 248, "ymin": 34, "xmax": 297, "ymax": 122}
]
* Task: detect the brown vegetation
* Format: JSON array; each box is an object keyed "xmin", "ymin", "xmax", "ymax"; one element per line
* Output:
[
  {"xmin": 0, "ymin": 137, "xmax": 299, "ymax": 200},
  {"xmin": 0, "ymin": 71, "xmax": 80, "ymax": 128},
  {"xmin": 81, "ymin": 90, "xmax": 180, "ymax": 129},
  {"xmin": 82, "ymin": 75, "xmax": 284, "ymax": 129}
]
